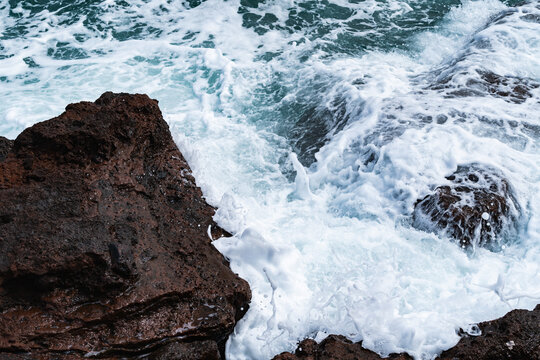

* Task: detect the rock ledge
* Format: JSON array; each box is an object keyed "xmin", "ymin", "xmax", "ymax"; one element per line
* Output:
[{"xmin": 0, "ymin": 92, "xmax": 251, "ymax": 359}]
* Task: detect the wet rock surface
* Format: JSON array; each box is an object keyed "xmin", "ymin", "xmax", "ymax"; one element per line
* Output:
[
  {"xmin": 274, "ymin": 305, "xmax": 540, "ymax": 360},
  {"xmin": 474, "ymin": 70, "xmax": 539, "ymax": 104},
  {"xmin": 431, "ymin": 69, "xmax": 539, "ymax": 104},
  {"xmin": 272, "ymin": 335, "xmax": 412, "ymax": 360},
  {"xmin": 0, "ymin": 92, "xmax": 251, "ymax": 359},
  {"xmin": 286, "ymin": 96, "xmax": 352, "ymax": 167},
  {"xmin": 412, "ymin": 163, "xmax": 521, "ymax": 249},
  {"xmin": 439, "ymin": 304, "xmax": 540, "ymax": 360}
]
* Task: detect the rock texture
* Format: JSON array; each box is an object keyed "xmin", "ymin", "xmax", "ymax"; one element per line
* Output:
[
  {"xmin": 412, "ymin": 163, "xmax": 521, "ymax": 249},
  {"xmin": 272, "ymin": 335, "xmax": 412, "ymax": 360},
  {"xmin": 0, "ymin": 136, "xmax": 13, "ymax": 162},
  {"xmin": 0, "ymin": 92, "xmax": 250, "ymax": 359},
  {"xmin": 439, "ymin": 305, "xmax": 540, "ymax": 360}
]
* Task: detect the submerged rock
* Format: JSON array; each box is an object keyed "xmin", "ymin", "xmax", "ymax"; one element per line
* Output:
[
  {"xmin": 272, "ymin": 335, "xmax": 412, "ymax": 360},
  {"xmin": 412, "ymin": 163, "xmax": 521, "ymax": 249},
  {"xmin": 439, "ymin": 305, "xmax": 540, "ymax": 360},
  {"xmin": 0, "ymin": 92, "xmax": 250, "ymax": 359},
  {"xmin": 474, "ymin": 70, "xmax": 539, "ymax": 104},
  {"xmin": 431, "ymin": 69, "xmax": 539, "ymax": 105},
  {"xmin": 287, "ymin": 96, "xmax": 351, "ymax": 166}
]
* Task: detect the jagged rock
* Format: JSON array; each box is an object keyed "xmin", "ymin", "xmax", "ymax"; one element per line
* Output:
[
  {"xmin": 438, "ymin": 305, "xmax": 540, "ymax": 360},
  {"xmin": 272, "ymin": 335, "xmax": 412, "ymax": 360},
  {"xmin": 0, "ymin": 92, "xmax": 251, "ymax": 359},
  {"xmin": 273, "ymin": 305, "xmax": 540, "ymax": 360},
  {"xmin": 0, "ymin": 136, "xmax": 13, "ymax": 162},
  {"xmin": 412, "ymin": 163, "xmax": 521, "ymax": 249}
]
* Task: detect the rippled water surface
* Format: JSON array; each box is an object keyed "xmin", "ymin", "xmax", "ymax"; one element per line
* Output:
[{"xmin": 1, "ymin": 0, "xmax": 539, "ymax": 359}]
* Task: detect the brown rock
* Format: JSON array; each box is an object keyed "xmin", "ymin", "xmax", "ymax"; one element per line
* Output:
[
  {"xmin": 0, "ymin": 136, "xmax": 13, "ymax": 162},
  {"xmin": 0, "ymin": 92, "xmax": 250, "ymax": 359},
  {"xmin": 274, "ymin": 305, "xmax": 540, "ymax": 360},
  {"xmin": 412, "ymin": 163, "xmax": 521, "ymax": 249},
  {"xmin": 438, "ymin": 304, "xmax": 540, "ymax": 360},
  {"xmin": 272, "ymin": 335, "xmax": 413, "ymax": 360},
  {"xmin": 142, "ymin": 340, "xmax": 221, "ymax": 360}
]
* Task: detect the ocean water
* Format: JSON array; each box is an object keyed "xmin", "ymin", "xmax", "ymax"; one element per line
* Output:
[{"xmin": 1, "ymin": 0, "xmax": 539, "ymax": 359}]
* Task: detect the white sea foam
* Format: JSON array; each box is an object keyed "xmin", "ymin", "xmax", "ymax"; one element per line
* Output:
[{"xmin": 0, "ymin": 0, "xmax": 539, "ymax": 359}]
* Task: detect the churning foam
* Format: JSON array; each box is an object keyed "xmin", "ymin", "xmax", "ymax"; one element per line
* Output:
[{"xmin": 0, "ymin": 0, "xmax": 539, "ymax": 359}]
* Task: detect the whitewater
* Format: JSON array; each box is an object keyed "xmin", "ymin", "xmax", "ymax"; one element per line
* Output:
[{"xmin": 0, "ymin": 0, "xmax": 539, "ymax": 358}]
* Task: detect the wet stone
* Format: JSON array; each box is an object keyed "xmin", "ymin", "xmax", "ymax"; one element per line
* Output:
[
  {"xmin": 438, "ymin": 305, "xmax": 540, "ymax": 360},
  {"xmin": 412, "ymin": 163, "xmax": 522, "ymax": 249},
  {"xmin": 272, "ymin": 335, "xmax": 413, "ymax": 360}
]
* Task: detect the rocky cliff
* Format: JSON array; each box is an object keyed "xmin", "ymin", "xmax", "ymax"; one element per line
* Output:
[{"xmin": 0, "ymin": 92, "xmax": 251, "ymax": 359}]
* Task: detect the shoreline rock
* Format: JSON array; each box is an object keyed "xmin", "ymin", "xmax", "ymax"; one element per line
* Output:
[
  {"xmin": 0, "ymin": 92, "xmax": 251, "ymax": 359},
  {"xmin": 274, "ymin": 305, "xmax": 540, "ymax": 360},
  {"xmin": 439, "ymin": 304, "xmax": 540, "ymax": 360},
  {"xmin": 272, "ymin": 335, "xmax": 412, "ymax": 360}
]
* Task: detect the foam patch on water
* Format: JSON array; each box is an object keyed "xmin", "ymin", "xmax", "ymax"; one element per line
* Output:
[
  {"xmin": 1, "ymin": 0, "xmax": 539, "ymax": 359},
  {"xmin": 212, "ymin": 1, "xmax": 540, "ymax": 358}
]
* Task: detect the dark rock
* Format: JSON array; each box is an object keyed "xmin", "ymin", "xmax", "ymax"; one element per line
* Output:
[
  {"xmin": 0, "ymin": 92, "xmax": 250, "ymax": 359},
  {"xmin": 426, "ymin": 3, "xmax": 540, "ymax": 105},
  {"xmin": 143, "ymin": 340, "xmax": 220, "ymax": 360},
  {"xmin": 0, "ymin": 136, "xmax": 13, "ymax": 162},
  {"xmin": 475, "ymin": 70, "xmax": 539, "ymax": 104},
  {"xmin": 438, "ymin": 304, "xmax": 540, "ymax": 360},
  {"xmin": 435, "ymin": 70, "xmax": 540, "ymax": 105},
  {"xmin": 412, "ymin": 163, "xmax": 521, "ymax": 249},
  {"xmin": 286, "ymin": 96, "xmax": 352, "ymax": 166},
  {"xmin": 274, "ymin": 305, "xmax": 540, "ymax": 360},
  {"xmin": 272, "ymin": 335, "xmax": 413, "ymax": 360}
]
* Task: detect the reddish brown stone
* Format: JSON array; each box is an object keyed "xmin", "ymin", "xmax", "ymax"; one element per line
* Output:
[
  {"xmin": 0, "ymin": 92, "xmax": 250, "ymax": 359},
  {"xmin": 412, "ymin": 163, "xmax": 521, "ymax": 249},
  {"xmin": 438, "ymin": 305, "xmax": 540, "ymax": 360},
  {"xmin": 277, "ymin": 305, "xmax": 540, "ymax": 360},
  {"xmin": 272, "ymin": 335, "xmax": 412, "ymax": 360},
  {"xmin": 0, "ymin": 136, "xmax": 12, "ymax": 162}
]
